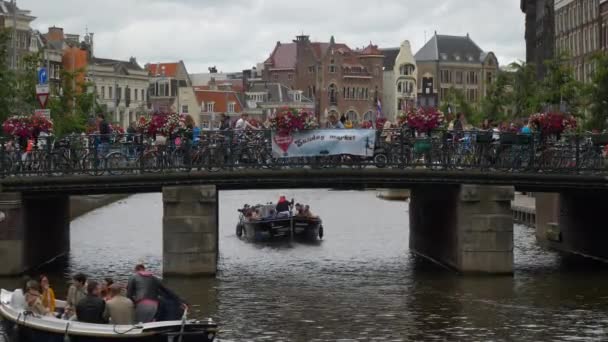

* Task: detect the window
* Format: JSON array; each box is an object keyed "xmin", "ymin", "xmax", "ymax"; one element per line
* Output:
[
  {"xmin": 182, "ymin": 105, "xmax": 188, "ymax": 114},
  {"xmin": 308, "ymin": 66, "xmax": 315, "ymax": 73},
  {"xmin": 467, "ymin": 88, "xmax": 477, "ymax": 102},
  {"xmin": 109, "ymin": 86, "xmax": 113, "ymax": 99},
  {"xmin": 440, "ymin": 69, "xmax": 451, "ymax": 83},
  {"xmin": 207, "ymin": 103, "xmax": 215, "ymax": 112},
  {"xmin": 294, "ymin": 93, "xmax": 301, "ymax": 102},
  {"xmin": 399, "ymin": 64, "xmax": 414, "ymax": 76},
  {"xmin": 455, "ymin": 71, "xmax": 463, "ymax": 84},
  {"xmin": 454, "ymin": 54, "xmax": 461, "ymax": 61},
  {"xmin": 328, "ymin": 84, "xmax": 337, "ymax": 104},
  {"xmin": 440, "ymin": 87, "xmax": 448, "ymax": 101},
  {"xmin": 329, "ymin": 65, "xmax": 336, "ymax": 73},
  {"xmin": 228, "ymin": 102, "xmax": 235, "ymax": 113},
  {"xmin": 440, "ymin": 53, "xmax": 448, "ymax": 60},
  {"xmin": 134, "ymin": 88, "xmax": 138, "ymax": 101},
  {"xmin": 345, "ymin": 110, "xmax": 358, "ymax": 124},
  {"xmin": 466, "ymin": 71, "xmax": 478, "ymax": 85},
  {"xmin": 288, "ymin": 74, "xmax": 294, "ymax": 80},
  {"xmin": 101, "ymin": 86, "xmax": 105, "ymax": 99},
  {"xmin": 273, "ymin": 74, "xmax": 279, "ymax": 81},
  {"xmin": 363, "ymin": 111, "xmax": 373, "ymax": 122},
  {"xmin": 141, "ymin": 89, "xmax": 145, "ymax": 101},
  {"xmin": 487, "ymin": 72, "xmax": 493, "ymax": 84}
]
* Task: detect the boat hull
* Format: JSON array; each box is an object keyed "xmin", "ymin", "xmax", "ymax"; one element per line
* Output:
[{"xmin": 238, "ymin": 217, "xmax": 322, "ymax": 242}]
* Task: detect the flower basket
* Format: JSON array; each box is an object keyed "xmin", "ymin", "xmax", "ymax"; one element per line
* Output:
[
  {"xmin": 406, "ymin": 107, "xmax": 444, "ymax": 134},
  {"xmin": 529, "ymin": 112, "xmax": 576, "ymax": 136},
  {"xmin": 2, "ymin": 114, "xmax": 53, "ymax": 138},
  {"xmin": 413, "ymin": 137, "xmax": 432, "ymax": 154},
  {"xmin": 269, "ymin": 108, "xmax": 318, "ymax": 135}
]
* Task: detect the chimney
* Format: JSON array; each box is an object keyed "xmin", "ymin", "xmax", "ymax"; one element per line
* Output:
[
  {"xmin": 209, "ymin": 77, "xmax": 217, "ymax": 90},
  {"xmin": 129, "ymin": 56, "xmax": 137, "ymax": 64},
  {"xmin": 47, "ymin": 26, "xmax": 64, "ymax": 42},
  {"xmin": 294, "ymin": 34, "xmax": 310, "ymax": 44}
]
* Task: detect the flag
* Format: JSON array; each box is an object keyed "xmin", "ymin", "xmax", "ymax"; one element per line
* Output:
[
  {"xmin": 376, "ymin": 99, "xmax": 382, "ymax": 118},
  {"xmin": 447, "ymin": 104, "xmax": 452, "ymax": 115}
]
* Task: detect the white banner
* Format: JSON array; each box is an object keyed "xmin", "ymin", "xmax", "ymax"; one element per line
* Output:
[{"xmin": 272, "ymin": 129, "xmax": 376, "ymax": 158}]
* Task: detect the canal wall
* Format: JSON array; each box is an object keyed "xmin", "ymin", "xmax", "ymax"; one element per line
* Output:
[{"xmin": 511, "ymin": 194, "xmax": 536, "ymax": 227}]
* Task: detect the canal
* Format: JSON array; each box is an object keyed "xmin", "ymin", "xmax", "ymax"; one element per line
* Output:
[{"xmin": 2, "ymin": 189, "xmax": 608, "ymax": 341}]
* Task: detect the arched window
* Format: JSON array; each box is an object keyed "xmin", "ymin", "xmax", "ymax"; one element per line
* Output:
[
  {"xmin": 328, "ymin": 84, "xmax": 337, "ymax": 104},
  {"xmin": 346, "ymin": 110, "xmax": 359, "ymax": 124},
  {"xmin": 363, "ymin": 111, "xmax": 374, "ymax": 122},
  {"xmin": 399, "ymin": 64, "xmax": 415, "ymax": 76},
  {"xmin": 397, "ymin": 82, "xmax": 402, "ymax": 93}
]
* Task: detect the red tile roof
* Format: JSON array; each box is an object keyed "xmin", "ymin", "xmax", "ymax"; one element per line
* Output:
[
  {"xmin": 264, "ymin": 43, "xmax": 297, "ymax": 69},
  {"xmin": 147, "ymin": 62, "xmax": 179, "ymax": 77},
  {"xmin": 359, "ymin": 43, "xmax": 383, "ymax": 55},
  {"xmin": 195, "ymin": 90, "xmax": 243, "ymax": 113}
]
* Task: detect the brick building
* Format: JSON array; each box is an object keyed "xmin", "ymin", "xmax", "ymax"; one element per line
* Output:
[
  {"xmin": 262, "ymin": 35, "xmax": 384, "ymax": 125},
  {"xmin": 555, "ymin": 0, "xmax": 602, "ymax": 82},
  {"xmin": 521, "ymin": 0, "xmax": 556, "ymax": 79}
]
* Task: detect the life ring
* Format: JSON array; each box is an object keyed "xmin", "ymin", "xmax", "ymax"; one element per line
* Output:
[
  {"xmin": 236, "ymin": 223, "xmax": 243, "ymax": 237},
  {"xmin": 318, "ymin": 225, "xmax": 324, "ymax": 240}
]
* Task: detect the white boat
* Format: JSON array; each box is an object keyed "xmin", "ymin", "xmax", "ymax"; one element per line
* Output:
[{"xmin": 0, "ymin": 289, "xmax": 217, "ymax": 342}]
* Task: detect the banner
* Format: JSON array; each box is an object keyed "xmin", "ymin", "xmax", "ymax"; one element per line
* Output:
[{"xmin": 272, "ymin": 129, "xmax": 376, "ymax": 158}]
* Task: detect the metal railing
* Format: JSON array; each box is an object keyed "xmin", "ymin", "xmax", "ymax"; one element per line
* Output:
[{"xmin": 1, "ymin": 129, "xmax": 607, "ymax": 177}]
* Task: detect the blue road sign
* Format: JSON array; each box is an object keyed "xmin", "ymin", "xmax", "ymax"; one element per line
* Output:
[{"xmin": 37, "ymin": 68, "xmax": 48, "ymax": 85}]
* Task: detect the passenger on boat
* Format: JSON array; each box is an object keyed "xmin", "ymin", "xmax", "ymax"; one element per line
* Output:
[
  {"xmin": 101, "ymin": 277, "xmax": 114, "ymax": 301},
  {"xmin": 250, "ymin": 209, "xmax": 262, "ymax": 220},
  {"xmin": 276, "ymin": 196, "xmax": 291, "ymax": 216},
  {"xmin": 105, "ymin": 284, "xmax": 135, "ymax": 325},
  {"xmin": 294, "ymin": 204, "xmax": 305, "ymax": 217},
  {"xmin": 303, "ymin": 205, "xmax": 318, "ymax": 219},
  {"xmin": 10, "ymin": 276, "xmax": 31, "ymax": 311},
  {"xmin": 40, "ymin": 275, "xmax": 56, "ymax": 313},
  {"xmin": 127, "ymin": 264, "xmax": 187, "ymax": 323},
  {"xmin": 76, "ymin": 280, "xmax": 108, "ymax": 324},
  {"xmin": 65, "ymin": 273, "xmax": 88, "ymax": 318},
  {"xmin": 25, "ymin": 281, "xmax": 52, "ymax": 316}
]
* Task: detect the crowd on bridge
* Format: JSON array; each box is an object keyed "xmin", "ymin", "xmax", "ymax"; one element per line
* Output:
[{"xmin": 9, "ymin": 264, "xmax": 187, "ymax": 325}]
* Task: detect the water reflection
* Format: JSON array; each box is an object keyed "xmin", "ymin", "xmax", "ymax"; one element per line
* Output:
[{"xmin": 1, "ymin": 190, "xmax": 608, "ymax": 341}]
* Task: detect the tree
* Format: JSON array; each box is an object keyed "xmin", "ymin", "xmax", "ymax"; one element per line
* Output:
[
  {"xmin": 481, "ymin": 71, "xmax": 511, "ymax": 122},
  {"xmin": 14, "ymin": 52, "xmax": 43, "ymax": 114},
  {"xmin": 540, "ymin": 53, "xmax": 584, "ymax": 115},
  {"xmin": 508, "ymin": 61, "xmax": 541, "ymax": 117},
  {"xmin": 440, "ymin": 87, "xmax": 480, "ymax": 126},
  {"xmin": 48, "ymin": 68, "xmax": 95, "ymax": 137},
  {"xmin": 0, "ymin": 28, "xmax": 16, "ymax": 122},
  {"xmin": 586, "ymin": 53, "xmax": 608, "ymax": 131}
]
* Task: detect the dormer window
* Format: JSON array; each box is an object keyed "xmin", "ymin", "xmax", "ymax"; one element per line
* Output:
[
  {"xmin": 294, "ymin": 92, "xmax": 301, "ymax": 102},
  {"xmin": 228, "ymin": 102, "xmax": 235, "ymax": 113},
  {"xmin": 454, "ymin": 54, "xmax": 461, "ymax": 61},
  {"xmin": 467, "ymin": 55, "xmax": 474, "ymax": 61},
  {"xmin": 440, "ymin": 53, "xmax": 448, "ymax": 60}
]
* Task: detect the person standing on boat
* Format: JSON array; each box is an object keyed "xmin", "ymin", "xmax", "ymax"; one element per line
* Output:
[
  {"xmin": 127, "ymin": 264, "xmax": 187, "ymax": 323},
  {"xmin": 66, "ymin": 273, "xmax": 87, "ymax": 318},
  {"xmin": 276, "ymin": 196, "xmax": 291, "ymax": 215},
  {"xmin": 40, "ymin": 275, "xmax": 56, "ymax": 313},
  {"xmin": 76, "ymin": 280, "xmax": 108, "ymax": 324}
]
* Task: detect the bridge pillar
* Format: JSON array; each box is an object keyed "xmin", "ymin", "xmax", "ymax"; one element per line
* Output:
[
  {"xmin": 410, "ymin": 184, "xmax": 514, "ymax": 274},
  {"xmin": 162, "ymin": 185, "xmax": 218, "ymax": 276},
  {"xmin": 0, "ymin": 193, "xmax": 70, "ymax": 275},
  {"xmin": 545, "ymin": 190, "xmax": 608, "ymax": 260}
]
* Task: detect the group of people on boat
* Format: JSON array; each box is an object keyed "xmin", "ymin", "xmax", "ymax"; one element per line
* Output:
[
  {"xmin": 9, "ymin": 263, "xmax": 186, "ymax": 325},
  {"xmin": 243, "ymin": 196, "xmax": 318, "ymax": 221}
]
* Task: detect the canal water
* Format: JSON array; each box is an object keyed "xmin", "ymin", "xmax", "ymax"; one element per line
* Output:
[{"xmin": 2, "ymin": 190, "xmax": 608, "ymax": 341}]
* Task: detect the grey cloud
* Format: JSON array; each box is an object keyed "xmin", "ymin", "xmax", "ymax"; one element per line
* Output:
[{"xmin": 21, "ymin": 0, "xmax": 524, "ymax": 72}]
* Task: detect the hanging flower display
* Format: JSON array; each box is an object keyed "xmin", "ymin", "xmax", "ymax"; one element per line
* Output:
[
  {"xmin": 2, "ymin": 114, "xmax": 53, "ymax": 138},
  {"xmin": 375, "ymin": 117, "xmax": 387, "ymax": 129},
  {"xmin": 136, "ymin": 115, "xmax": 151, "ymax": 134},
  {"xmin": 137, "ymin": 113, "xmax": 187, "ymax": 136},
  {"xmin": 269, "ymin": 108, "xmax": 318, "ymax": 135},
  {"xmin": 529, "ymin": 112, "xmax": 576, "ymax": 136},
  {"xmin": 406, "ymin": 107, "xmax": 445, "ymax": 133},
  {"xmin": 109, "ymin": 123, "xmax": 125, "ymax": 134}
]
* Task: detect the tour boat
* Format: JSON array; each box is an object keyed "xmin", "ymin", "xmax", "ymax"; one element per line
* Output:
[
  {"xmin": 0, "ymin": 289, "xmax": 217, "ymax": 342},
  {"xmin": 236, "ymin": 203, "xmax": 324, "ymax": 242}
]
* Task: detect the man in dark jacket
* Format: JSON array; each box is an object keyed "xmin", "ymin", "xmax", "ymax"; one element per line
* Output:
[
  {"xmin": 127, "ymin": 264, "xmax": 186, "ymax": 323},
  {"xmin": 76, "ymin": 280, "xmax": 107, "ymax": 324}
]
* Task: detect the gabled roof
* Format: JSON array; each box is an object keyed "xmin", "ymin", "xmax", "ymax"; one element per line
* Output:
[
  {"xmin": 147, "ymin": 62, "xmax": 179, "ymax": 77},
  {"xmin": 264, "ymin": 43, "xmax": 297, "ymax": 69},
  {"xmin": 380, "ymin": 48, "xmax": 400, "ymax": 70},
  {"xmin": 246, "ymin": 82, "xmax": 313, "ymax": 105},
  {"xmin": 415, "ymin": 33, "xmax": 486, "ymax": 63},
  {"xmin": 358, "ymin": 44, "xmax": 383, "ymax": 56},
  {"xmin": 195, "ymin": 90, "xmax": 244, "ymax": 113},
  {"xmin": 93, "ymin": 57, "xmax": 143, "ymax": 71}
]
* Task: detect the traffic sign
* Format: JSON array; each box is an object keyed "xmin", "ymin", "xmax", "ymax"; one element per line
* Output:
[
  {"xmin": 37, "ymin": 67, "xmax": 48, "ymax": 84},
  {"xmin": 36, "ymin": 84, "xmax": 50, "ymax": 109},
  {"xmin": 34, "ymin": 109, "xmax": 51, "ymax": 119}
]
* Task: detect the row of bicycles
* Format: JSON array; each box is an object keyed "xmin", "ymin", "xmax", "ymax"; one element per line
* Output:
[{"xmin": 0, "ymin": 129, "xmax": 607, "ymax": 176}]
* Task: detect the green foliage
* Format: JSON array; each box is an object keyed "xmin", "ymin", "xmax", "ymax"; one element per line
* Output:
[
  {"xmin": 540, "ymin": 53, "xmax": 584, "ymax": 115},
  {"xmin": 14, "ymin": 52, "xmax": 43, "ymax": 114},
  {"xmin": 439, "ymin": 87, "xmax": 481, "ymax": 126},
  {"xmin": 508, "ymin": 61, "xmax": 541, "ymax": 118},
  {"xmin": 480, "ymin": 71, "xmax": 511, "ymax": 122},
  {"xmin": 0, "ymin": 28, "xmax": 16, "ymax": 123},
  {"xmin": 586, "ymin": 53, "xmax": 608, "ymax": 131}
]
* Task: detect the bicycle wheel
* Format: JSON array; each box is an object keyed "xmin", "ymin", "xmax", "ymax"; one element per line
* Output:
[
  {"xmin": 106, "ymin": 152, "xmax": 129, "ymax": 175},
  {"xmin": 140, "ymin": 151, "xmax": 160, "ymax": 173}
]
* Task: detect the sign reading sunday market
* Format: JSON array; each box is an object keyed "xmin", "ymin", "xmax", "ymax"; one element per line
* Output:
[{"xmin": 272, "ymin": 129, "xmax": 376, "ymax": 158}]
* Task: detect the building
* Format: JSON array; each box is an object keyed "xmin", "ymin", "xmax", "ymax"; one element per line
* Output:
[
  {"xmin": 0, "ymin": 0, "xmax": 35, "ymax": 70},
  {"xmin": 555, "ymin": 0, "xmax": 602, "ymax": 83},
  {"xmin": 244, "ymin": 81, "xmax": 315, "ymax": 122},
  {"xmin": 521, "ymin": 0, "xmax": 556, "ymax": 79},
  {"xmin": 381, "ymin": 41, "xmax": 418, "ymax": 121},
  {"xmin": 195, "ymin": 83, "xmax": 244, "ymax": 129},
  {"xmin": 190, "ymin": 67, "xmax": 244, "ymax": 92},
  {"xmin": 262, "ymin": 35, "xmax": 384, "ymax": 126},
  {"xmin": 145, "ymin": 61, "xmax": 197, "ymax": 117},
  {"xmin": 89, "ymin": 57, "xmax": 149, "ymax": 127},
  {"xmin": 602, "ymin": 0, "xmax": 608, "ymax": 51},
  {"xmin": 414, "ymin": 32, "xmax": 499, "ymax": 108}
]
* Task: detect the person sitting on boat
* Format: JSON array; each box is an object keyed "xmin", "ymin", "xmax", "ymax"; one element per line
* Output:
[
  {"xmin": 303, "ymin": 205, "xmax": 318, "ymax": 219},
  {"xmin": 101, "ymin": 277, "xmax": 114, "ymax": 301},
  {"xmin": 76, "ymin": 280, "xmax": 108, "ymax": 324},
  {"xmin": 294, "ymin": 203, "xmax": 305, "ymax": 217},
  {"xmin": 65, "ymin": 273, "xmax": 87, "ymax": 319},
  {"xmin": 105, "ymin": 284, "xmax": 135, "ymax": 325},
  {"xmin": 127, "ymin": 264, "xmax": 187, "ymax": 323},
  {"xmin": 10, "ymin": 276, "xmax": 31, "ymax": 311},
  {"xmin": 40, "ymin": 275, "xmax": 56, "ymax": 313},
  {"xmin": 25, "ymin": 281, "xmax": 52, "ymax": 316},
  {"xmin": 250, "ymin": 208, "xmax": 262, "ymax": 220}
]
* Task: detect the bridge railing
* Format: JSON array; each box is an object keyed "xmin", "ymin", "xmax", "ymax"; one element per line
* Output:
[{"xmin": 0, "ymin": 129, "xmax": 607, "ymax": 177}]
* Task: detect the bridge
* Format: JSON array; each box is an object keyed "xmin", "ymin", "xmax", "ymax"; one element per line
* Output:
[{"xmin": 0, "ymin": 130, "xmax": 606, "ymax": 277}]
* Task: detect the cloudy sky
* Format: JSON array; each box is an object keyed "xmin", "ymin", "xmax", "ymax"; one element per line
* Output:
[{"xmin": 21, "ymin": 0, "xmax": 525, "ymax": 73}]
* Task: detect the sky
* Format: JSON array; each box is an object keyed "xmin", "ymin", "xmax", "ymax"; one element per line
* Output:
[{"xmin": 21, "ymin": 0, "xmax": 525, "ymax": 74}]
